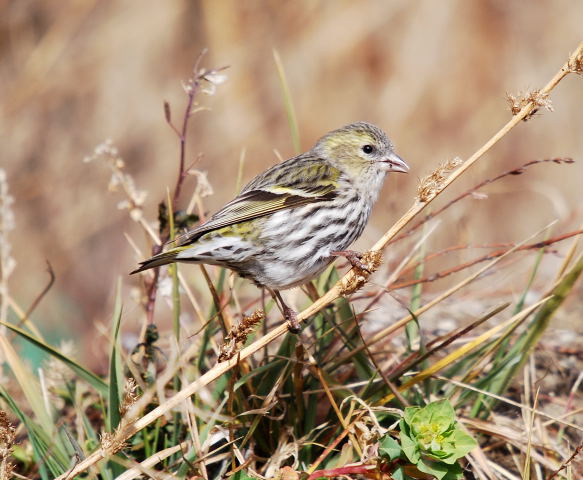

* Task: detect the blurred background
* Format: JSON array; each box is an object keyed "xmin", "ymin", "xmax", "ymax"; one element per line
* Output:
[{"xmin": 1, "ymin": 0, "xmax": 582, "ymax": 362}]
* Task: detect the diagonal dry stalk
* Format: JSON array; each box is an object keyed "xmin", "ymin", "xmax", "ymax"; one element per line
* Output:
[{"xmin": 55, "ymin": 40, "xmax": 583, "ymax": 480}]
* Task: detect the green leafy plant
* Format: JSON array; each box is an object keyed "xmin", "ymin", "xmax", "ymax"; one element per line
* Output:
[{"xmin": 380, "ymin": 400, "xmax": 476, "ymax": 480}]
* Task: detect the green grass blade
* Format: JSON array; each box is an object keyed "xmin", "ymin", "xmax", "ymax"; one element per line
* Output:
[
  {"xmin": 167, "ymin": 188, "xmax": 181, "ymax": 343},
  {"xmin": 472, "ymin": 254, "xmax": 583, "ymax": 416},
  {"xmin": 0, "ymin": 386, "xmax": 69, "ymax": 478},
  {"xmin": 273, "ymin": 49, "xmax": 300, "ymax": 154},
  {"xmin": 0, "ymin": 334, "xmax": 54, "ymax": 436},
  {"xmin": 1, "ymin": 321, "xmax": 109, "ymax": 396},
  {"xmin": 107, "ymin": 278, "xmax": 123, "ymax": 433}
]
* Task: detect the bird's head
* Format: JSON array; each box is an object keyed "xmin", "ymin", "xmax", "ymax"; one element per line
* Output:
[{"xmin": 313, "ymin": 121, "xmax": 409, "ymax": 177}]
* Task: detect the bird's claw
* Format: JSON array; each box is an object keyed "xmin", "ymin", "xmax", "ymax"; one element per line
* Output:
[
  {"xmin": 284, "ymin": 306, "xmax": 301, "ymax": 333},
  {"xmin": 331, "ymin": 250, "xmax": 372, "ymax": 273}
]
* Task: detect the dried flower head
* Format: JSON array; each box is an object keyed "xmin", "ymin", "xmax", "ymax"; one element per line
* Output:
[
  {"xmin": 43, "ymin": 341, "xmax": 76, "ymax": 408},
  {"xmin": 83, "ymin": 140, "xmax": 147, "ymax": 222},
  {"xmin": 567, "ymin": 48, "xmax": 583, "ymax": 75},
  {"xmin": 182, "ymin": 66, "xmax": 228, "ymax": 97},
  {"xmin": 188, "ymin": 169, "xmax": 214, "ymax": 198},
  {"xmin": 417, "ymin": 157, "xmax": 463, "ymax": 203},
  {"xmin": 218, "ymin": 310, "xmax": 264, "ymax": 362},
  {"xmin": 338, "ymin": 250, "xmax": 383, "ymax": 297},
  {"xmin": 200, "ymin": 69, "xmax": 228, "ymax": 96},
  {"xmin": 0, "ymin": 169, "xmax": 16, "ymax": 284},
  {"xmin": 119, "ymin": 378, "xmax": 139, "ymax": 417},
  {"xmin": 100, "ymin": 430, "xmax": 128, "ymax": 456},
  {"xmin": 0, "ymin": 410, "xmax": 16, "ymax": 478},
  {"xmin": 506, "ymin": 89, "xmax": 553, "ymax": 120}
]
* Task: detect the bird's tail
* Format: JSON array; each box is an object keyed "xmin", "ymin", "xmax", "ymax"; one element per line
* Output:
[{"xmin": 130, "ymin": 247, "xmax": 188, "ymax": 274}]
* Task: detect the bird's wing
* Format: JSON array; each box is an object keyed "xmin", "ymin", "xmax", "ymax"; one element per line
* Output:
[{"xmin": 170, "ymin": 160, "xmax": 341, "ymax": 247}]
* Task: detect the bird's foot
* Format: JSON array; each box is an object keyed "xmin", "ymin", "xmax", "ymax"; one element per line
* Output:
[
  {"xmin": 331, "ymin": 250, "xmax": 372, "ymax": 273},
  {"xmin": 271, "ymin": 289, "xmax": 302, "ymax": 333},
  {"xmin": 283, "ymin": 305, "xmax": 301, "ymax": 334}
]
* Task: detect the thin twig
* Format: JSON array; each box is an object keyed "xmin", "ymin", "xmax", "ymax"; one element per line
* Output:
[
  {"xmin": 390, "ymin": 157, "xmax": 575, "ymax": 245},
  {"xmin": 144, "ymin": 50, "xmax": 208, "ymax": 325},
  {"xmin": 546, "ymin": 441, "xmax": 583, "ymax": 480},
  {"xmin": 388, "ymin": 228, "xmax": 583, "ymax": 292},
  {"xmin": 23, "ymin": 261, "xmax": 55, "ymax": 320},
  {"xmin": 172, "ymin": 49, "xmax": 207, "ymax": 206}
]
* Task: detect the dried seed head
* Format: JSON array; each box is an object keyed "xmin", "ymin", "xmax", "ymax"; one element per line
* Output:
[
  {"xmin": 119, "ymin": 378, "xmax": 139, "ymax": 417},
  {"xmin": 0, "ymin": 411, "xmax": 16, "ymax": 456},
  {"xmin": 567, "ymin": 49, "xmax": 583, "ymax": 75},
  {"xmin": 100, "ymin": 430, "xmax": 128, "ymax": 456},
  {"xmin": 338, "ymin": 250, "xmax": 383, "ymax": 297},
  {"xmin": 0, "ymin": 411, "xmax": 16, "ymax": 480},
  {"xmin": 218, "ymin": 310, "xmax": 264, "ymax": 362},
  {"xmin": 417, "ymin": 157, "xmax": 463, "ymax": 202},
  {"xmin": 83, "ymin": 140, "xmax": 147, "ymax": 222},
  {"xmin": 506, "ymin": 89, "xmax": 553, "ymax": 120},
  {"xmin": 0, "ymin": 168, "xmax": 16, "ymax": 281}
]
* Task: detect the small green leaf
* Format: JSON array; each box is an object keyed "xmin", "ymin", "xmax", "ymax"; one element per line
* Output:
[
  {"xmin": 440, "ymin": 429, "xmax": 477, "ymax": 464},
  {"xmin": 403, "ymin": 405, "xmax": 420, "ymax": 427},
  {"xmin": 379, "ymin": 435, "xmax": 402, "ymax": 460},
  {"xmin": 416, "ymin": 457, "xmax": 460, "ymax": 480},
  {"xmin": 399, "ymin": 419, "xmax": 420, "ymax": 463},
  {"xmin": 391, "ymin": 466, "xmax": 415, "ymax": 480},
  {"xmin": 230, "ymin": 470, "xmax": 255, "ymax": 480},
  {"xmin": 410, "ymin": 400, "xmax": 454, "ymax": 436},
  {"xmin": 400, "ymin": 400, "xmax": 477, "ymax": 466}
]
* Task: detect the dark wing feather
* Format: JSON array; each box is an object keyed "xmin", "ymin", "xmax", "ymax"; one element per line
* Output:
[{"xmin": 170, "ymin": 158, "xmax": 341, "ymax": 247}]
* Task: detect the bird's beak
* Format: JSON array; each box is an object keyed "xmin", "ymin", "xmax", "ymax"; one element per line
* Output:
[{"xmin": 383, "ymin": 151, "xmax": 409, "ymax": 173}]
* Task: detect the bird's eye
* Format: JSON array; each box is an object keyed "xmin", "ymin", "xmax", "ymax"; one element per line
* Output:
[{"xmin": 362, "ymin": 145, "xmax": 374, "ymax": 154}]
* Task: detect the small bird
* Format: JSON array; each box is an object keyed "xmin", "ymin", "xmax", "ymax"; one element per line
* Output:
[{"xmin": 132, "ymin": 122, "xmax": 409, "ymax": 331}]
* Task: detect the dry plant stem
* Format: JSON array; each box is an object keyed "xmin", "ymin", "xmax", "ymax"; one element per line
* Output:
[
  {"xmin": 6, "ymin": 295, "xmax": 44, "ymax": 340},
  {"xmin": 555, "ymin": 220, "xmax": 583, "ymax": 280},
  {"xmin": 115, "ymin": 442, "xmax": 189, "ymax": 480},
  {"xmin": 300, "ymin": 42, "xmax": 583, "ymax": 323},
  {"xmin": 353, "ymin": 313, "xmax": 410, "ymax": 407},
  {"xmin": 22, "ymin": 261, "xmax": 54, "ymax": 323},
  {"xmin": 389, "ymin": 228, "xmax": 583, "ymax": 291},
  {"xmin": 440, "ymin": 376, "xmax": 583, "ymax": 433},
  {"xmin": 546, "ymin": 442, "xmax": 583, "ymax": 480},
  {"xmin": 55, "ymin": 41, "xmax": 583, "ymax": 480},
  {"xmin": 145, "ymin": 51, "xmax": 207, "ymax": 325},
  {"xmin": 387, "ymin": 303, "xmax": 510, "ymax": 381},
  {"xmin": 332, "ymin": 221, "xmax": 551, "ymax": 369},
  {"xmin": 305, "ymin": 414, "xmax": 364, "ymax": 475},
  {"xmin": 171, "ymin": 50, "xmax": 206, "ymax": 206},
  {"xmin": 390, "ymin": 157, "xmax": 574, "ymax": 246},
  {"xmin": 199, "ymin": 264, "xmax": 229, "ymax": 334},
  {"xmin": 377, "ymin": 296, "xmax": 551, "ymax": 405},
  {"xmin": 308, "ymin": 358, "xmax": 363, "ymax": 457}
]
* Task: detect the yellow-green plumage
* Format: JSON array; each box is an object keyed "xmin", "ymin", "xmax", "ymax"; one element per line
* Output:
[{"xmin": 132, "ymin": 122, "xmax": 409, "ymax": 328}]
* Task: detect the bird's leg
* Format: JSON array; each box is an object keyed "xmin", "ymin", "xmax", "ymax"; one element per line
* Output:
[
  {"xmin": 330, "ymin": 250, "xmax": 372, "ymax": 273},
  {"xmin": 272, "ymin": 289, "xmax": 301, "ymax": 333}
]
